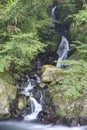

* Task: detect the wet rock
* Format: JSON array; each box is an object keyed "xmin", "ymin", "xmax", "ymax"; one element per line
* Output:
[
  {"xmin": 38, "ymin": 111, "xmax": 61, "ymax": 124},
  {"xmin": 43, "ymin": 115, "xmax": 61, "ymax": 124},
  {"xmin": 79, "ymin": 115, "xmax": 87, "ymax": 126},
  {"xmin": 38, "ymin": 111, "xmax": 49, "ymax": 121},
  {"xmin": 63, "ymin": 115, "xmax": 79, "ymax": 127}
]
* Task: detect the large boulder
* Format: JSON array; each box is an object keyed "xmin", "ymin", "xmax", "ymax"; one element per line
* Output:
[
  {"xmin": 63, "ymin": 115, "xmax": 79, "ymax": 127},
  {"xmin": 0, "ymin": 78, "xmax": 17, "ymax": 119},
  {"xmin": 79, "ymin": 115, "xmax": 87, "ymax": 126},
  {"xmin": 41, "ymin": 65, "xmax": 63, "ymax": 83}
]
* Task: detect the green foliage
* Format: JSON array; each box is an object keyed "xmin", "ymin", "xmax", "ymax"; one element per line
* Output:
[
  {"xmin": 50, "ymin": 60, "xmax": 87, "ymax": 101},
  {"xmin": 0, "ymin": 33, "xmax": 46, "ymax": 73},
  {"xmin": 70, "ymin": 6, "xmax": 87, "ymax": 60},
  {"xmin": 1, "ymin": 0, "xmax": 52, "ymax": 31},
  {"xmin": 61, "ymin": 60, "xmax": 87, "ymax": 100},
  {"xmin": 0, "ymin": 0, "xmax": 53, "ymax": 74},
  {"xmin": 0, "ymin": 0, "xmax": 87, "ymax": 76},
  {"xmin": 54, "ymin": 0, "xmax": 82, "ymax": 25}
]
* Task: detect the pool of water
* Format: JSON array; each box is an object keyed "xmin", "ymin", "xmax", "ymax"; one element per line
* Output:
[{"xmin": 0, "ymin": 121, "xmax": 87, "ymax": 130}]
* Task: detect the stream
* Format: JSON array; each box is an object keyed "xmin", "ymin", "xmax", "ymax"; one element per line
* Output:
[{"xmin": 0, "ymin": 121, "xmax": 87, "ymax": 130}]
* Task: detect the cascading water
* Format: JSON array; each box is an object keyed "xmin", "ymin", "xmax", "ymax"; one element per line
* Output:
[
  {"xmin": 52, "ymin": 6, "xmax": 57, "ymax": 21},
  {"xmin": 24, "ymin": 96, "xmax": 42, "ymax": 120},
  {"xmin": 18, "ymin": 74, "xmax": 43, "ymax": 121},
  {"xmin": 34, "ymin": 73, "xmax": 41, "ymax": 84},
  {"xmin": 52, "ymin": 6, "xmax": 69, "ymax": 68},
  {"xmin": 56, "ymin": 36, "xmax": 69, "ymax": 68}
]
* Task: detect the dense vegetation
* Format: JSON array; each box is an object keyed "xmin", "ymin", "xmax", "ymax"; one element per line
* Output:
[
  {"xmin": 0, "ymin": 0, "xmax": 87, "ymax": 119},
  {"xmin": 0, "ymin": 0, "xmax": 52, "ymax": 75},
  {"xmin": 0, "ymin": 0, "xmax": 87, "ymax": 83}
]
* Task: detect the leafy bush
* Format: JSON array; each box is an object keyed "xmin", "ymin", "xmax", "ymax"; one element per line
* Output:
[
  {"xmin": 70, "ymin": 6, "xmax": 87, "ymax": 60},
  {"xmin": 0, "ymin": 33, "xmax": 46, "ymax": 73}
]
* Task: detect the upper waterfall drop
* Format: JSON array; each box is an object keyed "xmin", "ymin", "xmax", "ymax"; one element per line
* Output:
[
  {"xmin": 52, "ymin": 6, "xmax": 57, "ymax": 21},
  {"xmin": 56, "ymin": 36, "xmax": 69, "ymax": 68},
  {"xmin": 51, "ymin": 5, "xmax": 69, "ymax": 66}
]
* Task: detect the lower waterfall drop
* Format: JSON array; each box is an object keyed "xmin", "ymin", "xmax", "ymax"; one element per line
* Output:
[
  {"xmin": 24, "ymin": 95, "xmax": 42, "ymax": 121},
  {"xmin": 18, "ymin": 74, "xmax": 43, "ymax": 121}
]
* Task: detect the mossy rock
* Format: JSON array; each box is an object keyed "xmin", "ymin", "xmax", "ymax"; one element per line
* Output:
[
  {"xmin": 0, "ymin": 72, "xmax": 15, "ymax": 85},
  {"xmin": 41, "ymin": 65, "xmax": 63, "ymax": 83},
  {"xmin": 46, "ymin": 61, "xmax": 87, "ymax": 117},
  {"xmin": 0, "ymin": 77, "xmax": 17, "ymax": 119},
  {"xmin": 17, "ymin": 96, "xmax": 29, "ymax": 110}
]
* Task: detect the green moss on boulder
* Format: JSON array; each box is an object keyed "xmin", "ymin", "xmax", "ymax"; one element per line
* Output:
[
  {"xmin": 17, "ymin": 97, "xmax": 28, "ymax": 110},
  {"xmin": 41, "ymin": 61, "xmax": 87, "ymax": 117},
  {"xmin": 41, "ymin": 65, "xmax": 63, "ymax": 83},
  {"xmin": 0, "ymin": 77, "xmax": 17, "ymax": 119}
]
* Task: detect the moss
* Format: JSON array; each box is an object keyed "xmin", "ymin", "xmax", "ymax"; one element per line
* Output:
[
  {"xmin": 45, "ymin": 60, "xmax": 87, "ymax": 116},
  {"xmin": 0, "ymin": 72, "xmax": 15, "ymax": 85},
  {"xmin": 68, "ymin": 51, "xmax": 81, "ymax": 60},
  {"xmin": 17, "ymin": 97, "xmax": 27, "ymax": 110},
  {"xmin": 0, "ymin": 77, "xmax": 17, "ymax": 119}
]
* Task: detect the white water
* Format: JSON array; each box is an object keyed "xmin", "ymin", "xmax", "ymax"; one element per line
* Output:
[
  {"xmin": 18, "ymin": 74, "xmax": 42, "ymax": 121},
  {"xmin": 56, "ymin": 36, "xmax": 69, "ymax": 68},
  {"xmin": 24, "ymin": 96, "xmax": 42, "ymax": 120},
  {"xmin": 34, "ymin": 73, "xmax": 41, "ymax": 83},
  {"xmin": 52, "ymin": 6, "xmax": 56, "ymax": 21},
  {"xmin": 19, "ymin": 76, "xmax": 35, "ymax": 96},
  {"xmin": 24, "ymin": 76, "xmax": 35, "ymax": 91},
  {"xmin": 0, "ymin": 121, "xmax": 87, "ymax": 130}
]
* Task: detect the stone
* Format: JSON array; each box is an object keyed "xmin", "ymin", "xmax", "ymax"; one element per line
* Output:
[
  {"xmin": 38, "ymin": 111, "xmax": 61, "ymax": 124},
  {"xmin": 79, "ymin": 115, "xmax": 87, "ymax": 126},
  {"xmin": 0, "ymin": 78, "xmax": 17, "ymax": 119},
  {"xmin": 43, "ymin": 63, "xmax": 87, "ymax": 118},
  {"xmin": 63, "ymin": 115, "xmax": 79, "ymax": 127},
  {"xmin": 17, "ymin": 97, "xmax": 27, "ymax": 110},
  {"xmin": 41, "ymin": 65, "xmax": 63, "ymax": 83}
]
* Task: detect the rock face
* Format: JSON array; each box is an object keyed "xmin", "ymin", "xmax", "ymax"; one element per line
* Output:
[
  {"xmin": 41, "ymin": 64, "xmax": 87, "ymax": 120},
  {"xmin": 0, "ymin": 78, "xmax": 17, "ymax": 119}
]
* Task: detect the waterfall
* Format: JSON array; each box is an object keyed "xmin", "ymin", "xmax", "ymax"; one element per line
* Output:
[
  {"xmin": 19, "ymin": 76, "xmax": 35, "ymax": 96},
  {"xmin": 18, "ymin": 74, "xmax": 43, "ymax": 121},
  {"xmin": 34, "ymin": 73, "xmax": 41, "ymax": 84},
  {"xmin": 56, "ymin": 36, "xmax": 69, "ymax": 68},
  {"xmin": 37, "ymin": 58, "xmax": 42, "ymax": 70},
  {"xmin": 24, "ymin": 96, "xmax": 42, "ymax": 121},
  {"xmin": 52, "ymin": 6, "xmax": 56, "ymax": 21},
  {"xmin": 51, "ymin": 6, "xmax": 69, "ymax": 64}
]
